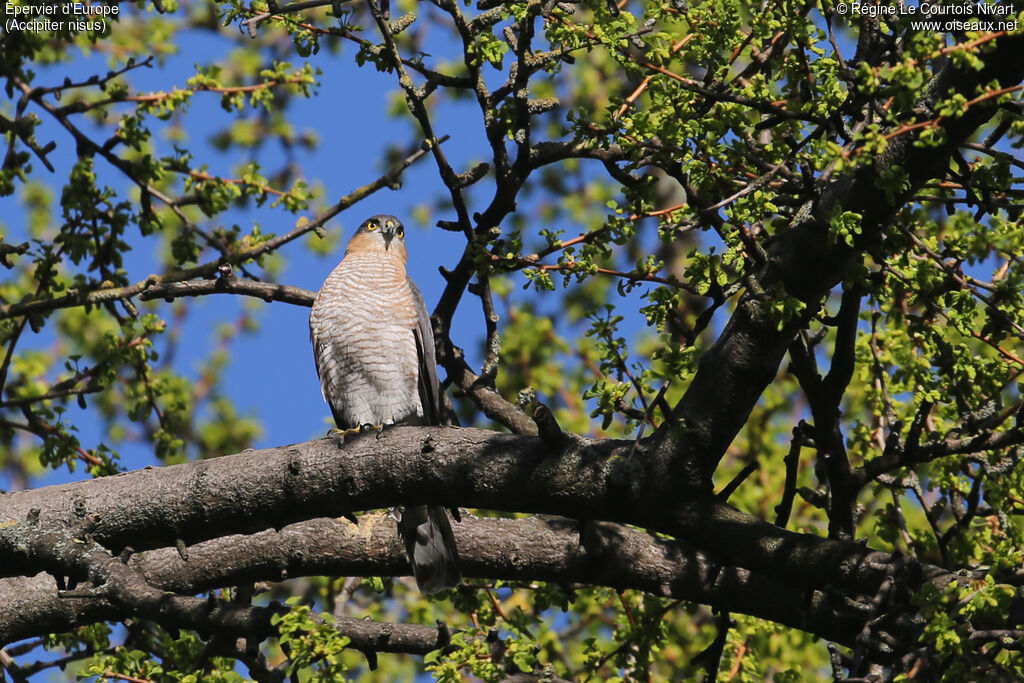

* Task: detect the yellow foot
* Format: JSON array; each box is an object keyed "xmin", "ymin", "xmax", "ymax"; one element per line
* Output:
[{"xmin": 328, "ymin": 423, "xmax": 385, "ymax": 441}]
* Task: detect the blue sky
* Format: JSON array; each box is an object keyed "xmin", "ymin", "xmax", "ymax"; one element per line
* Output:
[
  {"xmin": 3, "ymin": 21, "xmax": 450, "ymax": 473},
  {"xmin": 3, "ymin": 5, "xmax": 646, "ymax": 490},
  {"xmin": 3, "ymin": 9, "xmax": 645, "ymax": 677},
  {"xmin": 8, "ymin": 4, "xmax": 1015, "ymax": 681}
]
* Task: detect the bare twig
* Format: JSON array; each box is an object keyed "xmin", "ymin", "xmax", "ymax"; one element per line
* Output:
[{"xmin": 0, "ymin": 138, "xmax": 441, "ymax": 322}]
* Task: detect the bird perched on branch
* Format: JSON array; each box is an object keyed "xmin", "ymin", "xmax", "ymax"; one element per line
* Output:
[{"xmin": 309, "ymin": 214, "xmax": 461, "ymax": 594}]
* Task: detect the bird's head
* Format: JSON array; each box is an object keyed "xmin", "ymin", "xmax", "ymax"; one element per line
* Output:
[{"xmin": 345, "ymin": 215, "xmax": 407, "ymax": 261}]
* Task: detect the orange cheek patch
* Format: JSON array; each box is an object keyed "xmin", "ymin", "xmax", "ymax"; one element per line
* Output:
[
  {"xmin": 345, "ymin": 231, "xmax": 382, "ymax": 254},
  {"xmin": 391, "ymin": 239, "xmax": 408, "ymax": 264}
]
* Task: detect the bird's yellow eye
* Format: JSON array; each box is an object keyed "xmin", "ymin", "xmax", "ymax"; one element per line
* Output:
[
  {"xmin": 365, "ymin": 221, "xmax": 378, "ymax": 232},
  {"xmin": 397, "ymin": 226, "xmax": 405, "ymax": 238}
]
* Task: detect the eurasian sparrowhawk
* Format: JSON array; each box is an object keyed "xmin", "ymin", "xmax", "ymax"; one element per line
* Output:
[{"xmin": 309, "ymin": 214, "xmax": 461, "ymax": 594}]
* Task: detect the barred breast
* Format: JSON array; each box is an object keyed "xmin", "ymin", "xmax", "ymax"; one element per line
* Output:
[{"xmin": 310, "ymin": 251, "xmax": 422, "ymax": 428}]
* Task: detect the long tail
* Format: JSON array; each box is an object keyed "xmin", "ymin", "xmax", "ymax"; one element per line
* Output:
[{"xmin": 397, "ymin": 504, "xmax": 461, "ymax": 594}]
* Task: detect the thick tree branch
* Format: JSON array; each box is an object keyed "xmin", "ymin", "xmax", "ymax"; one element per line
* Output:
[
  {"xmin": 0, "ymin": 427, "xmax": 950, "ymax": 649},
  {"xmin": 0, "ymin": 513, "xmax": 888, "ymax": 650}
]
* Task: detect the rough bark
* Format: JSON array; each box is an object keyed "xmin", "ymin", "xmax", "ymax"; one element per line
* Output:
[{"xmin": 0, "ymin": 429, "xmax": 944, "ymax": 653}]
